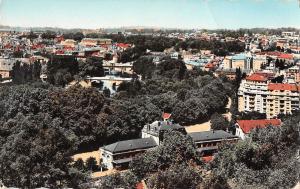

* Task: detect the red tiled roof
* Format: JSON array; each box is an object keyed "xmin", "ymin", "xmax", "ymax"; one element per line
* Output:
[
  {"xmin": 136, "ymin": 182, "xmax": 144, "ymax": 189},
  {"xmin": 266, "ymin": 51, "xmax": 281, "ymax": 56},
  {"xmin": 237, "ymin": 119, "xmax": 281, "ymax": 134},
  {"xmin": 117, "ymin": 43, "xmax": 130, "ymax": 48},
  {"xmin": 268, "ymin": 83, "xmax": 300, "ymax": 92},
  {"xmin": 246, "ymin": 73, "xmax": 268, "ymax": 82},
  {"xmin": 55, "ymin": 50, "xmax": 65, "ymax": 55},
  {"xmin": 64, "ymin": 46, "xmax": 75, "ymax": 51},
  {"xmin": 278, "ymin": 53, "xmax": 293, "ymax": 60},
  {"xmin": 202, "ymin": 156, "xmax": 213, "ymax": 163},
  {"xmin": 162, "ymin": 113, "xmax": 172, "ymax": 120},
  {"xmin": 205, "ymin": 63, "xmax": 215, "ymax": 68}
]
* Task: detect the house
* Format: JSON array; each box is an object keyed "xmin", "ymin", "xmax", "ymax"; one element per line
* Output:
[
  {"xmin": 162, "ymin": 112, "xmax": 172, "ymax": 121},
  {"xmin": 141, "ymin": 120, "xmax": 187, "ymax": 145},
  {"xmin": 204, "ymin": 62, "xmax": 215, "ymax": 72},
  {"xmin": 223, "ymin": 53, "xmax": 252, "ymax": 72},
  {"xmin": 189, "ymin": 130, "xmax": 238, "ymax": 157},
  {"xmin": 0, "ymin": 58, "xmax": 14, "ymax": 78},
  {"xmin": 80, "ymin": 38, "xmax": 112, "ymax": 47},
  {"xmin": 214, "ymin": 68, "xmax": 237, "ymax": 80},
  {"xmin": 101, "ymin": 138, "xmax": 157, "ymax": 170},
  {"xmin": 235, "ymin": 119, "xmax": 281, "ymax": 140}
]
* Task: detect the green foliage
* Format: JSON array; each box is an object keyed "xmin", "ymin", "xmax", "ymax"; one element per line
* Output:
[
  {"xmin": 63, "ymin": 32, "xmax": 84, "ymax": 41},
  {"xmin": 236, "ymin": 111, "xmax": 266, "ymax": 120},
  {"xmin": 210, "ymin": 112, "xmax": 229, "ymax": 131},
  {"xmin": 208, "ymin": 114, "xmax": 300, "ymax": 189},
  {"xmin": 0, "ymin": 112, "xmax": 87, "ymax": 188},
  {"xmin": 85, "ymin": 157, "xmax": 98, "ymax": 171},
  {"xmin": 131, "ymin": 131, "xmax": 200, "ymax": 180},
  {"xmin": 47, "ymin": 55, "xmax": 79, "ymax": 86},
  {"xmin": 73, "ymin": 158, "xmax": 85, "ymax": 171},
  {"xmin": 103, "ymin": 87, "xmax": 111, "ymax": 98},
  {"xmin": 119, "ymin": 57, "xmax": 231, "ymax": 125},
  {"xmin": 99, "ymin": 171, "xmax": 138, "ymax": 189},
  {"xmin": 133, "ymin": 56, "xmax": 155, "ymax": 79},
  {"xmin": 78, "ymin": 57, "xmax": 104, "ymax": 78},
  {"xmin": 11, "ymin": 61, "xmax": 42, "ymax": 84},
  {"xmin": 147, "ymin": 164, "xmax": 202, "ymax": 189},
  {"xmin": 0, "ymin": 84, "xmax": 165, "ymax": 187},
  {"xmin": 175, "ymin": 39, "xmax": 245, "ymax": 56}
]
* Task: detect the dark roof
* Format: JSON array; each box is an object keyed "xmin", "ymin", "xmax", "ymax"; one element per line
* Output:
[
  {"xmin": 159, "ymin": 122, "xmax": 184, "ymax": 131},
  {"xmin": 102, "ymin": 138, "xmax": 157, "ymax": 153},
  {"xmin": 189, "ymin": 130, "xmax": 238, "ymax": 143}
]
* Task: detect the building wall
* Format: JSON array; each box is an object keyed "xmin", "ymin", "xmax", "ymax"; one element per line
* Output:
[
  {"xmin": 223, "ymin": 58, "xmax": 232, "ymax": 69},
  {"xmin": 235, "ymin": 127, "xmax": 246, "ymax": 140},
  {"xmin": 238, "ymin": 80, "xmax": 268, "ymax": 113},
  {"xmin": 238, "ymin": 96, "xmax": 245, "ymax": 112},
  {"xmin": 253, "ymin": 58, "xmax": 266, "ymax": 71},
  {"xmin": 101, "ymin": 149, "xmax": 114, "ymax": 170},
  {"xmin": 232, "ymin": 59, "xmax": 245, "ymax": 69},
  {"xmin": 266, "ymin": 90, "xmax": 299, "ymax": 118},
  {"xmin": 141, "ymin": 132, "xmax": 159, "ymax": 145}
]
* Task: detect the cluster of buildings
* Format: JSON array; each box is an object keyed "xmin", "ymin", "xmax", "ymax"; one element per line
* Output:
[
  {"xmin": 101, "ymin": 114, "xmax": 239, "ymax": 170},
  {"xmin": 0, "ymin": 30, "xmax": 131, "ymax": 74},
  {"xmin": 100, "ymin": 113, "xmax": 283, "ymax": 170}
]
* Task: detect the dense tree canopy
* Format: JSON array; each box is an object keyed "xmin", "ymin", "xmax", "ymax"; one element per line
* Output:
[{"xmin": 207, "ymin": 113, "xmax": 300, "ymax": 189}]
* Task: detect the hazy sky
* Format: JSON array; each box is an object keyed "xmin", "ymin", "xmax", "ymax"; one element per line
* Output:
[{"xmin": 0, "ymin": 0, "xmax": 300, "ymax": 29}]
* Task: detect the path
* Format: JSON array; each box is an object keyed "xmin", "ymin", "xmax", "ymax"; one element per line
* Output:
[{"xmin": 72, "ymin": 150, "xmax": 101, "ymax": 165}]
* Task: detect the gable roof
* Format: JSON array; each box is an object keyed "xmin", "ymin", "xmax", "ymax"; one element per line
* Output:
[
  {"xmin": 237, "ymin": 119, "xmax": 281, "ymax": 134},
  {"xmin": 102, "ymin": 138, "xmax": 157, "ymax": 154},
  {"xmin": 162, "ymin": 113, "xmax": 172, "ymax": 120},
  {"xmin": 189, "ymin": 130, "xmax": 238, "ymax": 143}
]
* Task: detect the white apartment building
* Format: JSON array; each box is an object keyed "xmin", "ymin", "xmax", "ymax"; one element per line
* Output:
[
  {"xmin": 238, "ymin": 73, "xmax": 269, "ymax": 114},
  {"xmin": 238, "ymin": 73, "xmax": 300, "ymax": 118}
]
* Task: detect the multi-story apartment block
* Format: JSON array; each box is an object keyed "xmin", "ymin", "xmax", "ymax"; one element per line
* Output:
[
  {"xmin": 267, "ymin": 83, "xmax": 300, "ymax": 118},
  {"xmin": 238, "ymin": 73, "xmax": 300, "ymax": 118},
  {"xmin": 238, "ymin": 73, "xmax": 269, "ymax": 114}
]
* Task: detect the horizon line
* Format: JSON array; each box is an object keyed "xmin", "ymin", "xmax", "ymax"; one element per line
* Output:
[{"xmin": 1, "ymin": 24, "xmax": 300, "ymax": 31}]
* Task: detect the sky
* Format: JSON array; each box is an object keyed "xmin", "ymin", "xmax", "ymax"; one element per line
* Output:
[{"xmin": 0, "ymin": 0, "xmax": 300, "ymax": 29}]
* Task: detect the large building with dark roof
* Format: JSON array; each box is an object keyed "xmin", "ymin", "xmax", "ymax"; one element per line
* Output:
[
  {"xmin": 189, "ymin": 130, "xmax": 238, "ymax": 156},
  {"xmin": 101, "ymin": 138, "xmax": 157, "ymax": 169}
]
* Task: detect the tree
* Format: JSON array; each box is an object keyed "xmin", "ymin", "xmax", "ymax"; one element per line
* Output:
[
  {"xmin": 99, "ymin": 172, "xmax": 138, "ymax": 189},
  {"xmin": 131, "ymin": 131, "xmax": 200, "ymax": 179},
  {"xmin": 147, "ymin": 164, "xmax": 202, "ymax": 189},
  {"xmin": 210, "ymin": 112, "xmax": 229, "ymax": 131},
  {"xmin": 78, "ymin": 57, "xmax": 104, "ymax": 77},
  {"xmin": 85, "ymin": 157, "xmax": 98, "ymax": 171},
  {"xmin": 208, "ymin": 113, "xmax": 300, "ymax": 189},
  {"xmin": 237, "ymin": 111, "xmax": 266, "ymax": 120},
  {"xmin": 73, "ymin": 158, "xmax": 85, "ymax": 171},
  {"xmin": 103, "ymin": 87, "xmax": 111, "ymax": 98}
]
